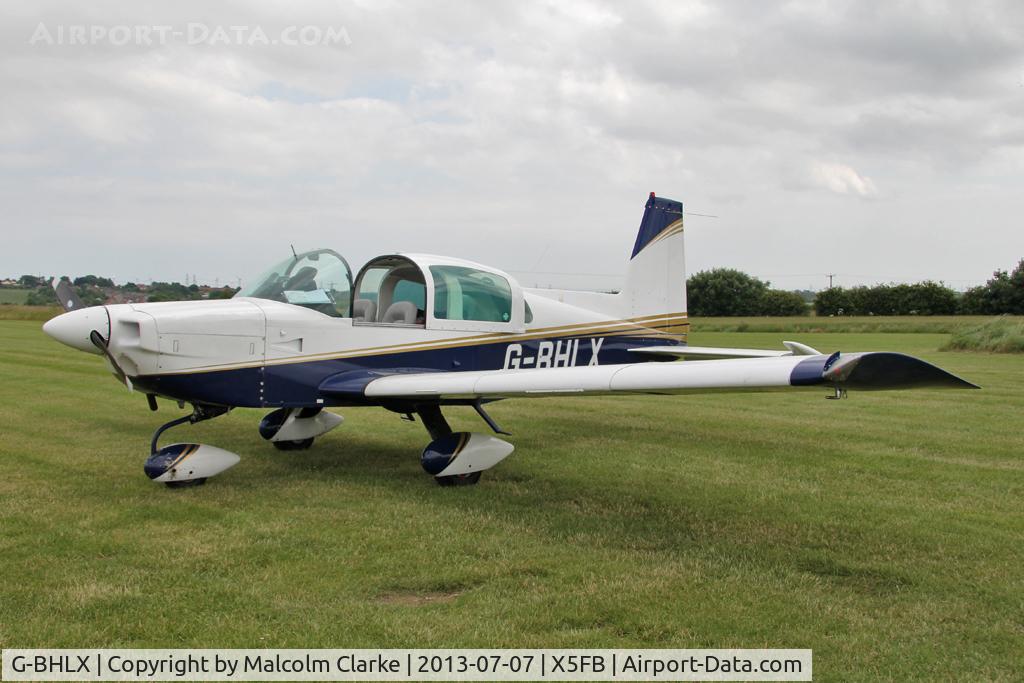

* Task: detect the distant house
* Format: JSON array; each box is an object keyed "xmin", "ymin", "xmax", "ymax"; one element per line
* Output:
[
  {"xmin": 106, "ymin": 291, "xmax": 149, "ymax": 305},
  {"xmin": 0, "ymin": 279, "xmax": 19, "ymax": 287}
]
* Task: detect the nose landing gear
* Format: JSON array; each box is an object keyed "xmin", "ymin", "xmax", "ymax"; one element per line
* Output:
[{"xmin": 144, "ymin": 403, "xmax": 240, "ymax": 487}]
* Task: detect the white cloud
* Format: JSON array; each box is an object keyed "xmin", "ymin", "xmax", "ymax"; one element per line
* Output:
[
  {"xmin": 809, "ymin": 161, "xmax": 878, "ymax": 197},
  {"xmin": 0, "ymin": 0, "xmax": 1021, "ymax": 290}
]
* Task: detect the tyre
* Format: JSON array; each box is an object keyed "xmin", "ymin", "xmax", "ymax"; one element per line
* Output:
[
  {"xmin": 435, "ymin": 471, "xmax": 482, "ymax": 486},
  {"xmin": 165, "ymin": 477, "xmax": 207, "ymax": 488},
  {"xmin": 272, "ymin": 437, "xmax": 315, "ymax": 451}
]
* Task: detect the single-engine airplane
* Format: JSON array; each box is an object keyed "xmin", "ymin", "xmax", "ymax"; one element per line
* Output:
[{"xmin": 43, "ymin": 193, "xmax": 978, "ymax": 487}]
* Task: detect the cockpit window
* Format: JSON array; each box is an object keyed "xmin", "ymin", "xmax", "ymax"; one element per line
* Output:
[
  {"xmin": 352, "ymin": 257, "xmax": 427, "ymax": 325},
  {"xmin": 236, "ymin": 249, "xmax": 352, "ymax": 317},
  {"xmin": 430, "ymin": 266, "xmax": 512, "ymax": 323}
]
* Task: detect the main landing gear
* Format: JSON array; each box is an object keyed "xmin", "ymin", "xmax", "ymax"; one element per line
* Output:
[
  {"xmin": 412, "ymin": 403, "xmax": 515, "ymax": 487},
  {"xmin": 142, "ymin": 399, "xmax": 511, "ymax": 488},
  {"xmin": 258, "ymin": 406, "xmax": 344, "ymax": 450},
  {"xmin": 143, "ymin": 403, "xmax": 239, "ymax": 488}
]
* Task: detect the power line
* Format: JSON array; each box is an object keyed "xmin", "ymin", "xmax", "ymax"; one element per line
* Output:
[{"xmin": 507, "ymin": 269, "xmax": 625, "ymax": 278}]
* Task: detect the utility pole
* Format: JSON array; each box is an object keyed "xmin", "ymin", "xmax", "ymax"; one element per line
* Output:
[{"xmin": 826, "ymin": 273, "xmax": 836, "ymax": 289}]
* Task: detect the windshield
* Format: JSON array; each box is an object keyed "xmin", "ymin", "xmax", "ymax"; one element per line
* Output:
[{"xmin": 236, "ymin": 249, "xmax": 353, "ymax": 317}]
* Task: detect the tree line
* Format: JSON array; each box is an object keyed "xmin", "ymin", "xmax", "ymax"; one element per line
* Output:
[
  {"xmin": 688, "ymin": 259, "xmax": 1024, "ymax": 316},
  {"xmin": 5, "ymin": 275, "xmax": 239, "ymax": 306},
  {"xmin": 686, "ymin": 269, "xmax": 809, "ymax": 316}
]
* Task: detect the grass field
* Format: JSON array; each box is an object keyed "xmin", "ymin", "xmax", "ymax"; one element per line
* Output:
[
  {"xmin": 1, "ymin": 320, "xmax": 1021, "ymax": 680},
  {"xmin": 690, "ymin": 315, "xmax": 1020, "ymax": 334},
  {"xmin": 0, "ymin": 305, "xmax": 60, "ymax": 321},
  {"xmin": 0, "ymin": 289, "xmax": 30, "ymax": 305}
]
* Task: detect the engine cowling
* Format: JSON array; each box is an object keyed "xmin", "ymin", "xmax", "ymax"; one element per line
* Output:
[{"xmin": 421, "ymin": 432, "xmax": 514, "ymax": 477}]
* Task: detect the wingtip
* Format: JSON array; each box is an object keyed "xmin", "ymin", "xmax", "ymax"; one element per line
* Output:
[{"xmin": 840, "ymin": 352, "xmax": 981, "ymax": 391}]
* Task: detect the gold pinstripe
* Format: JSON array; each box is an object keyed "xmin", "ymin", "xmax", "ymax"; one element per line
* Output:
[
  {"xmin": 438, "ymin": 432, "xmax": 472, "ymax": 472},
  {"xmin": 451, "ymin": 432, "xmax": 470, "ymax": 462},
  {"xmin": 155, "ymin": 312, "xmax": 689, "ymax": 375},
  {"xmin": 639, "ymin": 219, "xmax": 685, "ymax": 252},
  {"xmin": 270, "ymin": 312, "xmax": 690, "ymax": 361},
  {"xmin": 165, "ymin": 443, "xmax": 200, "ymax": 471}
]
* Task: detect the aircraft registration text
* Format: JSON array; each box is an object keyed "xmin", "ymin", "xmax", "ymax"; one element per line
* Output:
[{"xmin": 503, "ymin": 338, "xmax": 604, "ymax": 370}]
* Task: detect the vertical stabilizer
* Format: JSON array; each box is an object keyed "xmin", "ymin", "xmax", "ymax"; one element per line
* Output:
[{"xmin": 622, "ymin": 192, "xmax": 687, "ymax": 319}]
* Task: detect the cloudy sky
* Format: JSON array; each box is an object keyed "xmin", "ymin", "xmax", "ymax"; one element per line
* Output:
[{"xmin": 1, "ymin": 0, "xmax": 1022, "ymax": 291}]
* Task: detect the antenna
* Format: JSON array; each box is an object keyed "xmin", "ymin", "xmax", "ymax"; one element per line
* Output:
[{"xmin": 290, "ymin": 244, "xmax": 298, "ymax": 260}]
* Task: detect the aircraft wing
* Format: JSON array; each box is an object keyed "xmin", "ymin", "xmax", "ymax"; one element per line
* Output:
[{"xmin": 354, "ymin": 352, "xmax": 978, "ymax": 401}]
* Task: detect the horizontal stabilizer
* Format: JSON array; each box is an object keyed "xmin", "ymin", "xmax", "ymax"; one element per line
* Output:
[{"xmin": 631, "ymin": 340, "xmax": 821, "ymax": 360}]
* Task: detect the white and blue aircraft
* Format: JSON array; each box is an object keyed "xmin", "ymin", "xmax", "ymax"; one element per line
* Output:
[{"xmin": 43, "ymin": 193, "xmax": 977, "ymax": 487}]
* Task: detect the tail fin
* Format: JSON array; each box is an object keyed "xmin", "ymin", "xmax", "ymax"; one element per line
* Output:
[
  {"xmin": 621, "ymin": 192, "xmax": 686, "ymax": 319},
  {"xmin": 523, "ymin": 192, "xmax": 687, "ymax": 326}
]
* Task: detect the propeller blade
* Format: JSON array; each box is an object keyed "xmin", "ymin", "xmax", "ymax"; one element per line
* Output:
[
  {"xmin": 52, "ymin": 278, "xmax": 86, "ymax": 312},
  {"xmin": 89, "ymin": 329, "xmax": 133, "ymax": 392}
]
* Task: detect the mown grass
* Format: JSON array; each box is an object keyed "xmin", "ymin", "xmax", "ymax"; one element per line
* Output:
[
  {"xmin": 691, "ymin": 315, "xmax": 1012, "ymax": 335},
  {"xmin": 942, "ymin": 317, "xmax": 1024, "ymax": 354},
  {"xmin": 0, "ymin": 321, "xmax": 1021, "ymax": 681}
]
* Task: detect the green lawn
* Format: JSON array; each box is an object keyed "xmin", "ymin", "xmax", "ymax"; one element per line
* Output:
[{"xmin": 0, "ymin": 321, "xmax": 1021, "ymax": 681}]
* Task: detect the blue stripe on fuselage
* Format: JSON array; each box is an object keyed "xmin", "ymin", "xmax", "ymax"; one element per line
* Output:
[{"xmin": 131, "ymin": 335, "xmax": 680, "ymax": 408}]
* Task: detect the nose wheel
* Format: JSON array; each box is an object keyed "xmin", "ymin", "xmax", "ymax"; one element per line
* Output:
[
  {"xmin": 165, "ymin": 478, "xmax": 208, "ymax": 488},
  {"xmin": 435, "ymin": 472, "xmax": 482, "ymax": 487}
]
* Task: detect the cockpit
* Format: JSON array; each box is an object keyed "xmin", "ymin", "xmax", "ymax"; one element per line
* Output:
[
  {"xmin": 235, "ymin": 249, "xmax": 353, "ymax": 317},
  {"xmin": 237, "ymin": 249, "xmax": 525, "ymax": 332}
]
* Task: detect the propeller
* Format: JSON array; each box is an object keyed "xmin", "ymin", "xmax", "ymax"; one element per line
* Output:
[
  {"xmin": 89, "ymin": 329, "xmax": 133, "ymax": 392},
  {"xmin": 51, "ymin": 277, "xmax": 86, "ymax": 312}
]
